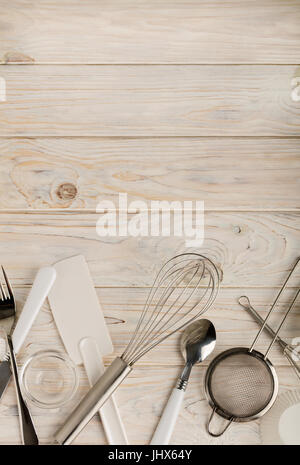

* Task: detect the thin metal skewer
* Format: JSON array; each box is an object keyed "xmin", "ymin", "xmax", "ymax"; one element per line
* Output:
[
  {"xmin": 249, "ymin": 257, "xmax": 300, "ymax": 354},
  {"xmin": 238, "ymin": 296, "xmax": 288, "ymax": 351},
  {"xmin": 238, "ymin": 295, "xmax": 300, "ymax": 381},
  {"xmin": 264, "ymin": 288, "xmax": 300, "ymax": 359}
]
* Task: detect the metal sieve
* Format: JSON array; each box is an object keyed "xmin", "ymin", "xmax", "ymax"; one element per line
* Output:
[
  {"xmin": 205, "ymin": 257, "xmax": 300, "ymax": 437},
  {"xmin": 205, "ymin": 348, "xmax": 278, "ymax": 435}
]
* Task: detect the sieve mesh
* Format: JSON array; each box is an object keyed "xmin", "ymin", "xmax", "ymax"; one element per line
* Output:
[{"xmin": 207, "ymin": 351, "xmax": 275, "ymax": 418}]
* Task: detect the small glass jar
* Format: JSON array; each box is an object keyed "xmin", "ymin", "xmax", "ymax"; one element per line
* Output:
[{"xmin": 20, "ymin": 350, "xmax": 78, "ymax": 409}]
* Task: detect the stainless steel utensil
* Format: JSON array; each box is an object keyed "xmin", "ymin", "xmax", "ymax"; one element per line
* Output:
[
  {"xmin": 0, "ymin": 266, "xmax": 38, "ymax": 445},
  {"xmin": 238, "ymin": 295, "xmax": 300, "ymax": 381},
  {"xmin": 205, "ymin": 257, "xmax": 300, "ymax": 437},
  {"xmin": 54, "ymin": 253, "xmax": 220, "ymax": 445},
  {"xmin": 151, "ymin": 319, "xmax": 216, "ymax": 445}
]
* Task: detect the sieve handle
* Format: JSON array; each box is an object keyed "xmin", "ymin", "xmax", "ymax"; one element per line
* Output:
[{"xmin": 207, "ymin": 407, "xmax": 234, "ymax": 437}]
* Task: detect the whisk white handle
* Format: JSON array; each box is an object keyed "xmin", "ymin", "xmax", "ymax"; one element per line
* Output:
[{"xmin": 151, "ymin": 387, "xmax": 185, "ymax": 445}]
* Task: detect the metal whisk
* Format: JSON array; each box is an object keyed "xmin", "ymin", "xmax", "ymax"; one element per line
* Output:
[{"xmin": 54, "ymin": 253, "xmax": 219, "ymax": 445}]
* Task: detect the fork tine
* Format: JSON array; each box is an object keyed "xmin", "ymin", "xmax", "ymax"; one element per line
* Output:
[
  {"xmin": 1, "ymin": 266, "xmax": 13, "ymax": 300},
  {"xmin": 0, "ymin": 272, "xmax": 6, "ymax": 300}
]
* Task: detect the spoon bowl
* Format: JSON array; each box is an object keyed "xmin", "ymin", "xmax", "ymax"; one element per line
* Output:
[
  {"xmin": 180, "ymin": 319, "xmax": 216, "ymax": 363},
  {"xmin": 179, "ymin": 319, "xmax": 216, "ymax": 384}
]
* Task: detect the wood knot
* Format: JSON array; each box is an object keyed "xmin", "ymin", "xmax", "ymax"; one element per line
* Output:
[
  {"xmin": 56, "ymin": 183, "xmax": 77, "ymax": 200},
  {"xmin": 2, "ymin": 51, "xmax": 35, "ymax": 63},
  {"xmin": 113, "ymin": 171, "xmax": 145, "ymax": 181},
  {"xmin": 233, "ymin": 225, "xmax": 241, "ymax": 234}
]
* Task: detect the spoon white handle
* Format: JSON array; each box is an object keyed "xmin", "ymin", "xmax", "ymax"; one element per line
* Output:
[{"xmin": 151, "ymin": 386, "xmax": 185, "ymax": 445}]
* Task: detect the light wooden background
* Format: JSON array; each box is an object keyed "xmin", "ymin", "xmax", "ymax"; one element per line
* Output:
[{"xmin": 0, "ymin": 0, "xmax": 300, "ymax": 445}]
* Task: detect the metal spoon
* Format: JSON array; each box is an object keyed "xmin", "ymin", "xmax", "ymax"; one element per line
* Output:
[{"xmin": 151, "ymin": 319, "xmax": 216, "ymax": 445}]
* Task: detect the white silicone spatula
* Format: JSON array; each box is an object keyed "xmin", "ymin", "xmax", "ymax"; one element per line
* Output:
[{"xmin": 48, "ymin": 255, "xmax": 128, "ymax": 445}]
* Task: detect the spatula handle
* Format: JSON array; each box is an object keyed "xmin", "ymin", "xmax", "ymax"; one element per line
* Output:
[
  {"xmin": 12, "ymin": 267, "xmax": 56, "ymax": 353},
  {"xmin": 80, "ymin": 338, "xmax": 128, "ymax": 445}
]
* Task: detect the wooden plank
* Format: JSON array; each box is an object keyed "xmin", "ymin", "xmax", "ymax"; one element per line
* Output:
[
  {"xmin": 12, "ymin": 286, "xmax": 300, "ymax": 368},
  {"xmin": 1, "ymin": 65, "xmax": 300, "ymax": 136},
  {"xmin": 0, "ymin": 365, "xmax": 256, "ymax": 445},
  {"xmin": 1, "ymin": 0, "xmax": 300, "ymax": 64},
  {"xmin": 1, "ymin": 360, "xmax": 298, "ymax": 445},
  {"xmin": 1, "ymin": 286, "xmax": 299, "ymax": 444},
  {"xmin": 0, "ymin": 137, "xmax": 299, "ymax": 210},
  {"xmin": 0, "ymin": 212, "xmax": 299, "ymax": 287},
  {"xmin": 1, "ymin": 365, "xmax": 298, "ymax": 445}
]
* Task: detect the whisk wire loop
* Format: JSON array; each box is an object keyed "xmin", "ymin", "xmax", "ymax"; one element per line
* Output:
[
  {"xmin": 122, "ymin": 253, "xmax": 219, "ymax": 365},
  {"xmin": 122, "ymin": 259, "xmax": 197, "ymax": 362},
  {"xmin": 125, "ymin": 262, "xmax": 201, "ymax": 360},
  {"xmin": 122, "ymin": 256, "xmax": 198, "ymax": 362},
  {"xmin": 127, "ymin": 262, "xmax": 204, "ymax": 362}
]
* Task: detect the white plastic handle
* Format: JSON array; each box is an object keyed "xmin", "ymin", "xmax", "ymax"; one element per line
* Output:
[
  {"xmin": 80, "ymin": 338, "xmax": 128, "ymax": 445},
  {"xmin": 151, "ymin": 387, "xmax": 185, "ymax": 445},
  {"xmin": 12, "ymin": 267, "xmax": 56, "ymax": 353}
]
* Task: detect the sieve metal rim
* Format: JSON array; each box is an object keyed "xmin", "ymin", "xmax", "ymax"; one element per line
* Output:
[{"xmin": 204, "ymin": 347, "xmax": 279, "ymax": 423}]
